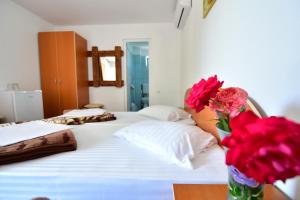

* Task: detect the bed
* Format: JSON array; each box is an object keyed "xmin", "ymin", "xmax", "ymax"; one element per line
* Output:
[{"xmin": 0, "ymin": 96, "xmax": 229, "ymax": 200}]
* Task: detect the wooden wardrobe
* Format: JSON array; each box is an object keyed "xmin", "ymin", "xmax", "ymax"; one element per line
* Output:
[{"xmin": 38, "ymin": 31, "xmax": 89, "ymax": 118}]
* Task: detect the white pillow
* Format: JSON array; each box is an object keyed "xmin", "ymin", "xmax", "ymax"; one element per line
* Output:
[
  {"xmin": 176, "ymin": 118, "xmax": 196, "ymax": 126},
  {"xmin": 114, "ymin": 120, "xmax": 217, "ymax": 169},
  {"xmin": 138, "ymin": 105, "xmax": 190, "ymax": 121}
]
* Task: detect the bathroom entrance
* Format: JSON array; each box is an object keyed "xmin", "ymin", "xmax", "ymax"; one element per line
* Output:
[{"xmin": 126, "ymin": 41, "xmax": 149, "ymax": 111}]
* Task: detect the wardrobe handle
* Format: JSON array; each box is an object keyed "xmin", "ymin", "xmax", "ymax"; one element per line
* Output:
[{"xmin": 54, "ymin": 79, "xmax": 57, "ymax": 84}]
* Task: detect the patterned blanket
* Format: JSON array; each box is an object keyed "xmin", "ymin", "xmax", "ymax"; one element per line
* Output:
[{"xmin": 43, "ymin": 112, "xmax": 117, "ymax": 125}]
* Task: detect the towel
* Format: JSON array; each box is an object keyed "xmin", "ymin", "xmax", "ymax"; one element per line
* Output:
[{"xmin": 0, "ymin": 130, "xmax": 77, "ymax": 165}]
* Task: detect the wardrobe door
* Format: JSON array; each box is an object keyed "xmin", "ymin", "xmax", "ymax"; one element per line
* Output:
[
  {"xmin": 75, "ymin": 33, "xmax": 89, "ymax": 108},
  {"xmin": 56, "ymin": 32, "xmax": 78, "ymax": 113},
  {"xmin": 38, "ymin": 32, "xmax": 60, "ymax": 118}
]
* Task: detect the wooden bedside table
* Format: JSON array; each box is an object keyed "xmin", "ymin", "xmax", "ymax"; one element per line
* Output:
[
  {"xmin": 84, "ymin": 103, "xmax": 104, "ymax": 109},
  {"xmin": 173, "ymin": 184, "xmax": 289, "ymax": 200}
]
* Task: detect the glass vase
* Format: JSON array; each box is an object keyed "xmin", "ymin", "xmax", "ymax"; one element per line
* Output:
[{"xmin": 228, "ymin": 166, "xmax": 264, "ymax": 200}]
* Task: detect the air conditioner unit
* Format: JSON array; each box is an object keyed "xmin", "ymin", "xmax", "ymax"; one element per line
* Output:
[{"xmin": 174, "ymin": 0, "xmax": 192, "ymax": 29}]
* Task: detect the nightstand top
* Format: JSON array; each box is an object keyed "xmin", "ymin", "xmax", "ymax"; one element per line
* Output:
[
  {"xmin": 84, "ymin": 103, "xmax": 104, "ymax": 109},
  {"xmin": 173, "ymin": 184, "xmax": 289, "ymax": 200}
]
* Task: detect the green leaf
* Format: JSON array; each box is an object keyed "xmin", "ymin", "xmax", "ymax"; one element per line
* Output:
[
  {"xmin": 240, "ymin": 105, "xmax": 246, "ymax": 112},
  {"xmin": 216, "ymin": 122, "xmax": 222, "ymax": 129},
  {"xmin": 221, "ymin": 120, "xmax": 230, "ymax": 132},
  {"xmin": 216, "ymin": 110, "xmax": 224, "ymax": 120}
]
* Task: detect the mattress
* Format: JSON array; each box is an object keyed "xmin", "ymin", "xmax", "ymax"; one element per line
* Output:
[{"xmin": 0, "ymin": 112, "xmax": 228, "ymax": 200}]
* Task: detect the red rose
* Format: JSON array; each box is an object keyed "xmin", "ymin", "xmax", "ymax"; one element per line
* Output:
[
  {"xmin": 185, "ymin": 75, "xmax": 223, "ymax": 112},
  {"xmin": 209, "ymin": 87, "xmax": 248, "ymax": 118},
  {"xmin": 222, "ymin": 111, "xmax": 300, "ymax": 184}
]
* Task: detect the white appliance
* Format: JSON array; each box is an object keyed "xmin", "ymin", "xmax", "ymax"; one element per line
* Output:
[
  {"xmin": 0, "ymin": 90, "xmax": 44, "ymax": 123},
  {"xmin": 174, "ymin": 0, "xmax": 192, "ymax": 29}
]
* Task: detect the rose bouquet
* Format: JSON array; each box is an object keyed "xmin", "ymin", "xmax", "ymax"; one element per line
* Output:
[
  {"xmin": 186, "ymin": 75, "xmax": 300, "ymax": 199},
  {"xmin": 222, "ymin": 111, "xmax": 300, "ymax": 199},
  {"xmin": 185, "ymin": 75, "xmax": 248, "ymax": 133}
]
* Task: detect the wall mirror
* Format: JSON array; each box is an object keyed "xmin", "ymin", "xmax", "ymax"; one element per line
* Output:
[
  {"xmin": 100, "ymin": 56, "xmax": 116, "ymax": 81},
  {"xmin": 87, "ymin": 46, "xmax": 124, "ymax": 87}
]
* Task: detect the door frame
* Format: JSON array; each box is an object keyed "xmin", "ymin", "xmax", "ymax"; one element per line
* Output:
[{"xmin": 123, "ymin": 38, "xmax": 151, "ymax": 111}]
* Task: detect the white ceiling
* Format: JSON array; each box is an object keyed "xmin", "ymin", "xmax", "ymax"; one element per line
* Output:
[{"xmin": 12, "ymin": 0, "xmax": 177, "ymax": 25}]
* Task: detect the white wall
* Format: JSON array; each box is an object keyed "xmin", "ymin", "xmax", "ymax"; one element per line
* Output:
[
  {"xmin": 55, "ymin": 23, "xmax": 181, "ymax": 111},
  {"xmin": 0, "ymin": 0, "xmax": 53, "ymax": 91},
  {"xmin": 181, "ymin": 0, "xmax": 300, "ymax": 198}
]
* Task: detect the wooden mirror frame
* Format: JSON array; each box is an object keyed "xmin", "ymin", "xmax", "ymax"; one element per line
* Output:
[{"xmin": 87, "ymin": 46, "xmax": 124, "ymax": 87}]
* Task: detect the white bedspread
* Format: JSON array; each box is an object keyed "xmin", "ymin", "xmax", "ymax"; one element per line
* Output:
[{"xmin": 0, "ymin": 112, "xmax": 228, "ymax": 200}]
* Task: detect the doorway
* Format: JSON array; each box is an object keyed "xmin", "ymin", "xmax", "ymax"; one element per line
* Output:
[{"xmin": 126, "ymin": 41, "xmax": 149, "ymax": 111}]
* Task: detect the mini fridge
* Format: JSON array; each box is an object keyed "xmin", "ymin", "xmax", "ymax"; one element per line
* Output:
[{"xmin": 0, "ymin": 90, "xmax": 44, "ymax": 123}]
